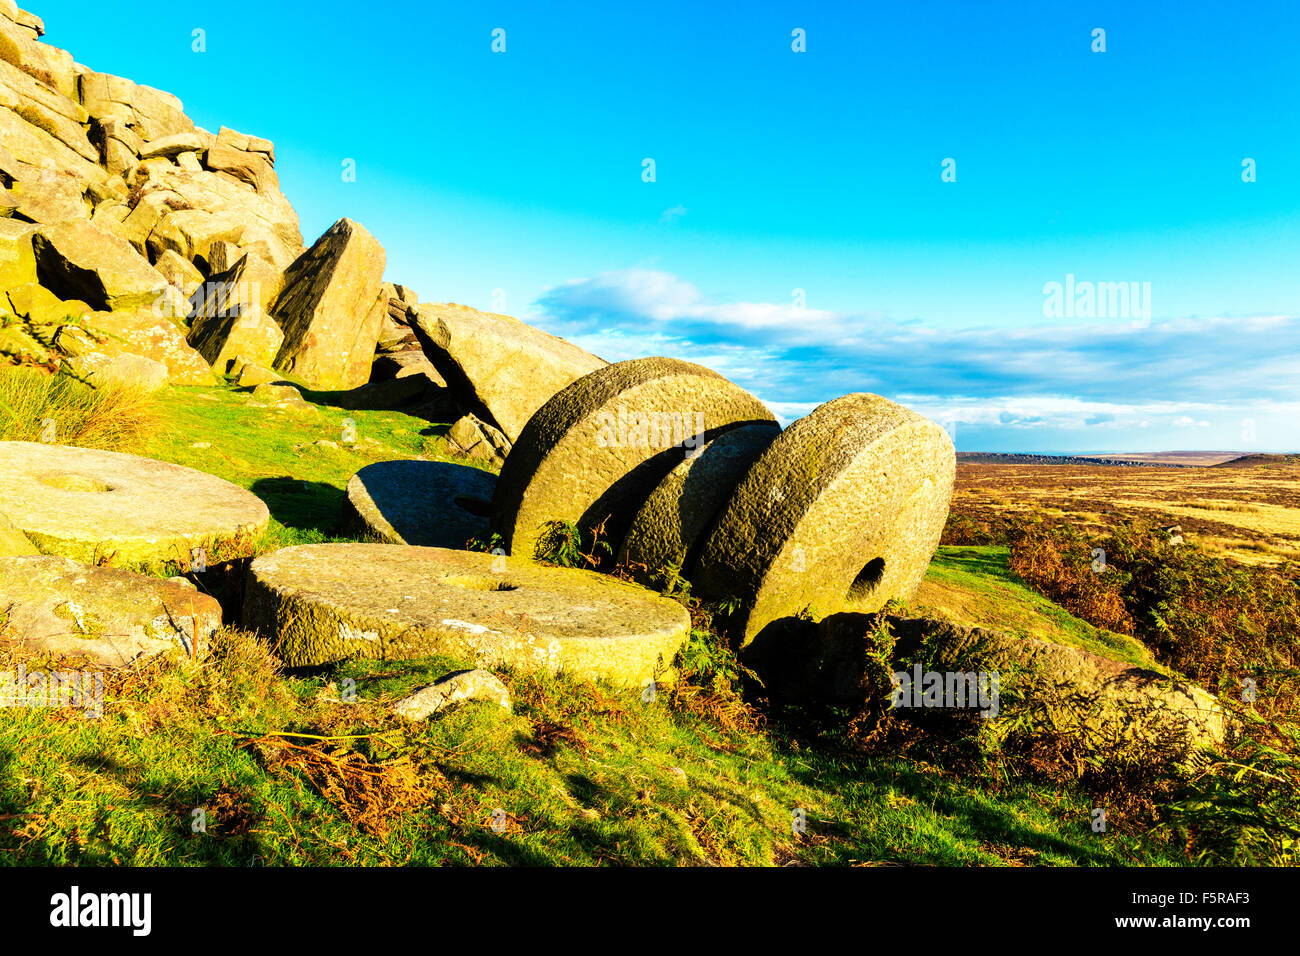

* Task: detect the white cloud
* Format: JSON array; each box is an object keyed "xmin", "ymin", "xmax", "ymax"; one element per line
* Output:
[{"xmin": 529, "ymin": 267, "xmax": 1300, "ymax": 449}]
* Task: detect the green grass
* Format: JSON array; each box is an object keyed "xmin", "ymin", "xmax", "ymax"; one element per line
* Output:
[
  {"xmin": 915, "ymin": 545, "xmax": 1163, "ymax": 670},
  {"xmin": 145, "ymin": 384, "xmax": 493, "ymax": 554},
  {"xmin": 0, "ymin": 630, "xmax": 1179, "ymax": 866}
]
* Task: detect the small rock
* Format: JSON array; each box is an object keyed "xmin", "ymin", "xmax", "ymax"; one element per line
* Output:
[
  {"xmin": 391, "ymin": 668, "xmax": 511, "ymax": 721},
  {"xmin": 250, "ymin": 382, "xmax": 305, "ymax": 406}
]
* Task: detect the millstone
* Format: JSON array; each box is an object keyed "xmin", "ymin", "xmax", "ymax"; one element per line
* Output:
[
  {"xmin": 242, "ymin": 543, "xmax": 691, "ymax": 687},
  {"xmin": 619, "ymin": 421, "xmax": 781, "ymax": 583},
  {"xmin": 493, "ymin": 357, "xmax": 776, "ymax": 561},
  {"xmin": 692, "ymin": 393, "xmax": 955, "ymax": 646},
  {"xmin": 0, "ymin": 442, "xmax": 270, "ymax": 568},
  {"xmin": 340, "ymin": 460, "xmax": 496, "ymax": 548},
  {"xmin": 0, "ymin": 555, "xmax": 221, "ymax": 667}
]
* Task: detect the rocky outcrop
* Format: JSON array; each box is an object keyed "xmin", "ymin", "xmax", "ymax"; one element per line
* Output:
[
  {"xmin": 270, "ymin": 218, "xmax": 386, "ymax": 390},
  {"xmin": 0, "ymin": 2, "xmax": 305, "ymax": 384}
]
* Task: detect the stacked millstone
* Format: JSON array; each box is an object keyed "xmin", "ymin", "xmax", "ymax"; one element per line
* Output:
[
  {"xmin": 0, "ymin": 441, "xmax": 267, "ymax": 666},
  {"xmin": 491, "ymin": 358, "xmax": 956, "ymax": 653}
]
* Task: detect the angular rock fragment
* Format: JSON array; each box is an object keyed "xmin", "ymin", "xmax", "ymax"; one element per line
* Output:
[
  {"xmin": 410, "ymin": 302, "xmax": 606, "ymax": 442},
  {"xmin": 32, "ymin": 219, "xmax": 169, "ymax": 312},
  {"xmin": 271, "ymin": 218, "xmax": 386, "ymax": 390}
]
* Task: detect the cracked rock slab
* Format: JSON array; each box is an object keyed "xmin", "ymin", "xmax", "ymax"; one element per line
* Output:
[
  {"xmin": 0, "ymin": 441, "xmax": 269, "ymax": 568},
  {"xmin": 242, "ymin": 543, "xmax": 690, "ymax": 687},
  {"xmin": 0, "ymin": 555, "xmax": 220, "ymax": 666}
]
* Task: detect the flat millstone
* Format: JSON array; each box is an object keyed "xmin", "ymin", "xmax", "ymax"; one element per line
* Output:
[
  {"xmin": 242, "ymin": 544, "xmax": 691, "ymax": 687},
  {"xmin": 340, "ymin": 460, "xmax": 496, "ymax": 548},
  {"xmin": 619, "ymin": 421, "xmax": 781, "ymax": 582},
  {"xmin": 493, "ymin": 357, "xmax": 776, "ymax": 561},
  {"xmin": 0, "ymin": 442, "xmax": 270, "ymax": 567},
  {"xmin": 0, "ymin": 555, "xmax": 221, "ymax": 667},
  {"xmin": 693, "ymin": 393, "xmax": 955, "ymax": 646}
]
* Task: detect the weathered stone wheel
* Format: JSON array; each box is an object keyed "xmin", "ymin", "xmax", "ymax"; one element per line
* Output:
[
  {"xmin": 618, "ymin": 421, "xmax": 780, "ymax": 584},
  {"xmin": 0, "ymin": 441, "xmax": 269, "ymax": 568},
  {"xmin": 692, "ymin": 393, "xmax": 955, "ymax": 646},
  {"xmin": 242, "ymin": 543, "xmax": 691, "ymax": 687},
  {"xmin": 492, "ymin": 357, "xmax": 776, "ymax": 561}
]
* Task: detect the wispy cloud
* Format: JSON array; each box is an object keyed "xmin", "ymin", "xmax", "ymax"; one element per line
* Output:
[
  {"xmin": 529, "ymin": 268, "xmax": 1300, "ymax": 450},
  {"xmin": 659, "ymin": 205, "xmax": 689, "ymax": 224}
]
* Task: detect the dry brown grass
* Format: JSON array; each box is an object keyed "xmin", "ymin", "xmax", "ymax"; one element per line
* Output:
[
  {"xmin": 0, "ymin": 365, "xmax": 160, "ymax": 452},
  {"xmin": 947, "ymin": 461, "xmax": 1300, "ymax": 568}
]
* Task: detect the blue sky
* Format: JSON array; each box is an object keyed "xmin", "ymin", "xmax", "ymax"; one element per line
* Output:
[{"xmin": 41, "ymin": 0, "xmax": 1300, "ymax": 452}]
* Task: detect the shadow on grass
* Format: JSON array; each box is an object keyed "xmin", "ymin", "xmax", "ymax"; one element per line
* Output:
[{"xmin": 250, "ymin": 477, "xmax": 343, "ymax": 538}]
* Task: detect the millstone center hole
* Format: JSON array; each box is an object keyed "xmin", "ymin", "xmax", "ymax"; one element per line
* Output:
[
  {"xmin": 443, "ymin": 573, "xmax": 518, "ymax": 592},
  {"xmin": 453, "ymin": 495, "xmax": 492, "ymax": 518},
  {"xmin": 848, "ymin": 557, "xmax": 886, "ymax": 601},
  {"xmin": 39, "ymin": 473, "xmax": 113, "ymax": 493}
]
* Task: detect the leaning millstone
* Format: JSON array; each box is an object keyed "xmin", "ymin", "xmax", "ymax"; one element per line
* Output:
[
  {"xmin": 493, "ymin": 357, "xmax": 777, "ymax": 562},
  {"xmin": 0, "ymin": 509, "xmax": 37, "ymax": 556},
  {"xmin": 0, "ymin": 441, "xmax": 269, "ymax": 568},
  {"xmin": 391, "ymin": 668, "xmax": 511, "ymax": 720},
  {"xmin": 619, "ymin": 421, "xmax": 781, "ymax": 583},
  {"xmin": 242, "ymin": 544, "xmax": 690, "ymax": 687},
  {"xmin": 693, "ymin": 393, "xmax": 955, "ymax": 646},
  {"xmin": 0, "ymin": 555, "xmax": 220, "ymax": 666},
  {"xmin": 340, "ymin": 460, "xmax": 497, "ymax": 548}
]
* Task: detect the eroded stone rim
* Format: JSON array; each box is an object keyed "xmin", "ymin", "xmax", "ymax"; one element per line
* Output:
[{"xmin": 0, "ymin": 441, "xmax": 270, "ymax": 560}]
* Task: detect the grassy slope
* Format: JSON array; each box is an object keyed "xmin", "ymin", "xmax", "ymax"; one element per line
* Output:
[
  {"xmin": 914, "ymin": 546, "xmax": 1162, "ymax": 670},
  {"xmin": 0, "ymin": 385, "xmax": 1184, "ymax": 866}
]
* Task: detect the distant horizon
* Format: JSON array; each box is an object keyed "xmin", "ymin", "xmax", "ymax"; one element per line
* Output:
[{"xmin": 39, "ymin": 0, "xmax": 1300, "ymax": 454}]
